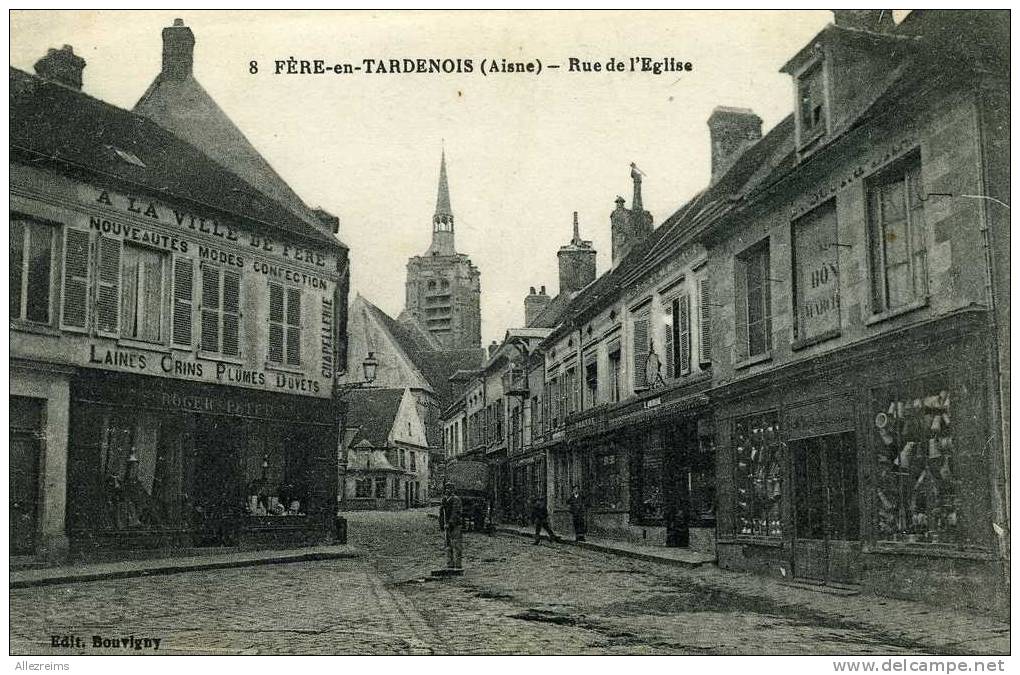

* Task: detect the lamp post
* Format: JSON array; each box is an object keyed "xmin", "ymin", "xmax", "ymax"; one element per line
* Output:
[{"xmin": 334, "ymin": 352, "xmax": 379, "ymax": 526}]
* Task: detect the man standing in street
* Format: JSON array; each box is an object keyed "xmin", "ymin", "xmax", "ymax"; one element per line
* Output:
[
  {"xmin": 439, "ymin": 483, "xmax": 463, "ymax": 570},
  {"xmin": 567, "ymin": 485, "xmax": 587, "ymax": 542},
  {"xmin": 531, "ymin": 495, "xmax": 558, "ymax": 545}
]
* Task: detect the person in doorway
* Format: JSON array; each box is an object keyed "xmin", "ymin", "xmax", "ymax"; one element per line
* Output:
[
  {"xmin": 567, "ymin": 485, "xmax": 587, "ymax": 542},
  {"xmin": 530, "ymin": 495, "xmax": 558, "ymax": 544},
  {"xmin": 438, "ymin": 483, "xmax": 463, "ymax": 570}
]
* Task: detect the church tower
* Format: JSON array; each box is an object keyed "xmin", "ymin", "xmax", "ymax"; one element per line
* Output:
[{"xmin": 402, "ymin": 151, "xmax": 482, "ymax": 350}]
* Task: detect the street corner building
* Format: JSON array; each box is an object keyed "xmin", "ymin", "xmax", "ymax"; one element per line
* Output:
[
  {"xmin": 439, "ymin": 10, "xmax": 1009, "ymax": 616},
  {"xmin": 10, "ymin": 19, "xmax": 351, "ymax": 563}
]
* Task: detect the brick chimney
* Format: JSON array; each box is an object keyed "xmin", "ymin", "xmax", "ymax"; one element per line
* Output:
[
  {"xmin": 524, "ymin": 286, "xmax": 552, "ymax": 327},
  {"xmin": 707, "ymin": 106, "xmax": 762, "ymax": 183},
  {"xmin": 610, "ymin": 165, "xmax": 654, "ymax": 268},
  {"xmin": 557, "ymin": 212, "xmax": 597, "ymax": 295},
  {"xmin": 33, "ymin": 45, "xmax": 85, "ymax": 90},
  {"xmin": 161, "ymin": 18, "xmax": 195, "ymax": 81},
  {"xmin": 832, "ymin": 10, "xmax": 894, "ymax": 32}
]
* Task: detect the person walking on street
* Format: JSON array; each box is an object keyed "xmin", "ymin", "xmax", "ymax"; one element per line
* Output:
[
  {"xmin": 531, "ymin": 495, "xmax": 558, "ymax": 544},
  {"xmin": 567, "ymin": 485, "xmax": 587, "ymax": 542},
  {"xmin": 439, "ymin": 483, "xmax": 463, "ymax": 569}
]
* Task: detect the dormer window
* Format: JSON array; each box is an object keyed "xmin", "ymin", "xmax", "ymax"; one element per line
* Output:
[{"xmin": 797, "ymin": 61, "xmax": 827, "ymax": 147}]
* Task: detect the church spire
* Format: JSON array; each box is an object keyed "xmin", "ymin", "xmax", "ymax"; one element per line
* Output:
[
  {"xmin": 434, "ymin": 149, "xmax": 453, "ymax": 227},
  {"xmin": 427, "ymin": 148, "xmax": 456, "ymax": 256}
]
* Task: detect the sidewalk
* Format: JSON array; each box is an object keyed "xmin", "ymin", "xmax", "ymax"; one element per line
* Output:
[
  {"xmin": 495, "ymin": 522, "xmax": 717, "ymax": 568},
  {"xmin": 10, "ymin": 545, "xmax": 359, "ymax": 589}
]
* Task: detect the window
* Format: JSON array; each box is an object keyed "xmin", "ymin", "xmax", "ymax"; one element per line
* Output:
[
  {"xmin": 735, "ymin": 241, "xmax": 772, "ymax": 359},
  {"xmin": 268, "ymin": 282, "xmax": 301, "ymax": 365},
  {"xmin": 631, "ymin": 305, "xmax": 650, "ymax": 389},
  {"xmin": 663, "ymin": 294, "xmax": 691, "ymax": 379},
  {"xmin": 733, "ymin": 412, "xmax": 783, "ymax": 538},
  {"xmin": 200, "ymin": 265, "xmax": 241, "ymax": 356},
  {"xmin": 793, "ymin": 201, "xmax": 840, "ymax": 340},
  {"xmin": 872, "ymin": 378, "xmax": 966, "ymax": 544},
  {"xmin": 410, "ymin": 451, "xmax": 416, "ymax": 471},
  {"xmin": 868, "ymin": 155, "xmax": 927, "ymax": 313},
  {"xmin": 60, "ymin": 228, "xmax": 91, "ymax": 330},
  {"xmin": 547, "ymin": 375, "xmax": 560, "ymax": 428},
  {"xmin": 564, "ymin": 367, "xmax": 577, "ymax": 416},
  {"xmin": 399, "ymin": 450, "xmax": 406, "ymax": 468},
  {"xmin": 355, "ymin": 479, "xmax": 371, "ymax": 498},
  {"xmin": 392, "ymin": 478, "xmax": 400, "ymax": 499},
  {"xmin": 607, "ymin": 341, "xmax": 621, "ymax": 403},
  {"xmin": 10, "ymin": 218, "xmax": 54, "ymax": 324},
  {"xmin": 374, "ymin": 477, "xmax": 387, "ymax": 498},
  {"xmin": 583, "ymin": 351, "xmax": 598, "ymax": 409},
  {"xmin": 121, "ymin": 244, "xmax": 168, "ymax": 343},
  {"xmin": 797, "ymin": 62, "xmax": 826, "ymax": 144}
]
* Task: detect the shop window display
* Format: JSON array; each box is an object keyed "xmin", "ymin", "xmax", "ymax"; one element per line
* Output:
[
  {"xmin": 587, "ymin": 444, "xmax": 623, "ymax": 510},
  {"xmin": 733, "ymin": 413, "xmax": 783, "ymax": 537},
  {"xmin": 873, "ymin": 381, "xmax": 958, "ymax": 543}
]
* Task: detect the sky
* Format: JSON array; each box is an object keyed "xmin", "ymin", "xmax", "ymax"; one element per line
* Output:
[{"xmin": 10, "ymin": 10, "xmax": 838, "ymax": 345}]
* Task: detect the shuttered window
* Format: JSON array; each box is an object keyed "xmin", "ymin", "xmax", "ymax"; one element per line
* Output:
[
  {"xmin": 663, "ymin": 301, "xmax": 674, "ymax": 380},
  {"xmin": 60, "ymin": 227, "xmax": 91, "ymax": 331},
  {"xmin": 200, "ymin": 265, "xmax": 241, "ymax": 356},
  {"xmin": 11, "ymin": 219, "xmax": 55, "ymax": 325},
  {"xmin": 172, "ymin": 257, "xmax": 194, "ymax": 346},
  {"xmin": 268, "ymin": 282, "xmax": 301, "ymax": 366},
  {"xmin": 632, "ymin": 306, "xmax": 650, "ymax": 390},
  {"xmin": 121, "ymin": 244, "xmax": 166, "ymax": 343},
  {"xmin": 96, "ymin": 236, "xmax": 121, "ymax": 336},
  {"xmin": 698, "ymin": 278, "xmax": 711, "ymax": 365}
]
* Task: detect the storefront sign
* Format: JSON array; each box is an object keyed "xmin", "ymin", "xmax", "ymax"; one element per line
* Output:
[
  {"xmin": 784, "ymin": 396, "xmax": 854, "ymax": 441},
  {"xmin": 84, "ymin": 343, "xmax": 327, "ymax": 396},
  {"xmin": 793, "ymin": 201, "xmax": 840, "ymax": 339},
  {"xmin": 84, "ymin": 186, "xmax": 333, "ymax": 270}
]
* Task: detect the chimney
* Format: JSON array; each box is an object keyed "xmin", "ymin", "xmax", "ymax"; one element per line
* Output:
[
  {"xmin": 832, "ymin": 10, "xmax": 895, "ymax": 32},
  {"xmin": 557, "ymin": 211, "xmax": 597, "ymax": 295},
  {"xmin": 610, "ymin": 167, "xmax": 654, "ymax": 267},
  {"xmin": 487, "ymin": 340, "xmax": 499, "ymax": 358},
  {"xmin": 33, "ymin": 45, "xmax": 85, "ymax": 90},
  {"xmin": 707, "ymin": 106, "xmax": 762, "ymax": 183},
  {"xmin": 312, "ymin": 207, "xmax": 340, "ymax": 235},
  {"xmin": 161, "ymin": 18, "xmax": 195, "ymax": 81},
  {"xmin": 524, "ymin": 286, "xmax": 552, "ymax": 327}
]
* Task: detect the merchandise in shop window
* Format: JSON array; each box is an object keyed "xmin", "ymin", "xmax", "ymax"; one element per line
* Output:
[
  {"xmin": 734, "ymin": 414, "xmax": 783, "ymax": 537},
  {"xmin": 874, "ymin": 388, "xmax": 957, "ymax": 543}
]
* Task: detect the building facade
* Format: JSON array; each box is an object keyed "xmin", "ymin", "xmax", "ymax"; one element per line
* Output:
[
  {"xmin": 402, "ymin": 152, "xmax": 482, "ymax": 350},
  {"xmin": 10, "ymin": 22, "xmax": 349, "ymax": 562}
]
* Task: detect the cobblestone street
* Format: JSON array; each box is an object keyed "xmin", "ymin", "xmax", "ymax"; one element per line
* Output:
[{"xmin": 10, "ymin": 511, "xmax": 1009, "ymax": 655}]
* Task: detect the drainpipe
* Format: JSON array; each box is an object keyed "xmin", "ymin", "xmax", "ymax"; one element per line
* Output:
[{"xmin": 972, "ymin": 87, "xmax": 1009, "ymax": 562}]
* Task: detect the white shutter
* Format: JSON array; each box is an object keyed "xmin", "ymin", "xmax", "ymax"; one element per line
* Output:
[
  {"xmin": 698, "ymin": 278, "xmax": 712, "ymax": 366},
  {"xmin": 60, "ymin": 228, "xmax": 91, "ymax": 331},
  {"xmin": 200, "ymin": 265, "xmax": 220, "ymax": 352},
  {"xmin": 95, "ymin": 235, "xmax": 121, "ymax": 336},
  {"xmin": 222, "ymin": 270, "xmax": 241, "ymax": 357},
  {"xmin": 679, "ymin": 294, "xmax": 691, "ymax": 375},
  {"xmin": 171, "ymin": 256, "xmax": 194, "ymax": 346},
  {"xmin": 285, "ymin": 287, "xmax": 301, "ymax": 366}
]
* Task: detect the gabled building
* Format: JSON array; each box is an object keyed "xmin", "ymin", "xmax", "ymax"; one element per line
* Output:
[
  {"xmin": 341, "ymin": 388, "xmax": 430, "ymax": 510},
  {"xmin": 10, "ymin": 20, "xmax": 349, "ymax": 562}
]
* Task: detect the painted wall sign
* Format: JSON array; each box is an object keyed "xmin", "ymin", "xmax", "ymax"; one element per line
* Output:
[{"xmin": 793, "ymin": 200, "xmax": 840, "ymax": 339}]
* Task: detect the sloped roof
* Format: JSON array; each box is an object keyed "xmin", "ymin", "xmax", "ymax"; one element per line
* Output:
[
  {"xmin": 348, "ymin": 448, "xmax": 402, "ymax": 473},
  {"xmin": 343, "ymin": 387, "xmax": 406, "ymax": 447},
  {"xmin": 360, "ymin": 298, "xmax": 484, "ymax": 408},
  {"xmin": 134, "ymin": 66, "xmax": 338, "ymax": 241},
  {"xmin": 9, "ymin": 68, "xmax": 341, "ymax": 249}
]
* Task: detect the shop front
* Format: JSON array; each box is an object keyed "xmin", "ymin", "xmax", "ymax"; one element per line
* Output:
[
  {"xmin": 66, "ymin": 370, "xmax": 338, "ymax": 558},
  {"xmin": 715, "ymin": 313, "xmax": 1005, "ymax": 613}
]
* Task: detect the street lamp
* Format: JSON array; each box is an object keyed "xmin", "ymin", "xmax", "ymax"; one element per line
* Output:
[{"xmin": 334, "ymin": 352, "xmax": 379, "ymax": 528}]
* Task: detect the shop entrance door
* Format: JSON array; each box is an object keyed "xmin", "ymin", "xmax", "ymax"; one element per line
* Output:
[
  {"xmin": 194, "ymin": 417, "xmax": 244, "ymax": 546},
  {"xmin": 791, "ymin": 432, "xmax": 861, "ymax": 585},
  {"xmin": 10, "ymin": 431, "xmax": 40, "ymax": 556}
]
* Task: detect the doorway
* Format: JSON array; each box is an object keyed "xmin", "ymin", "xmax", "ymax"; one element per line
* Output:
[
  {"xmin": 10, "ymin": 397, "xmax": 43, "ymax": 556},
  {"xmin": 791, "ymin": 432, "xmax": 861, "ymax": 584}
]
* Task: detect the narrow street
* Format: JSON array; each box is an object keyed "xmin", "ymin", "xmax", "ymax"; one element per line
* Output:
[{"xmin": 9, "ymin": 511, "xmax": 1009, "ymax": 655}]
